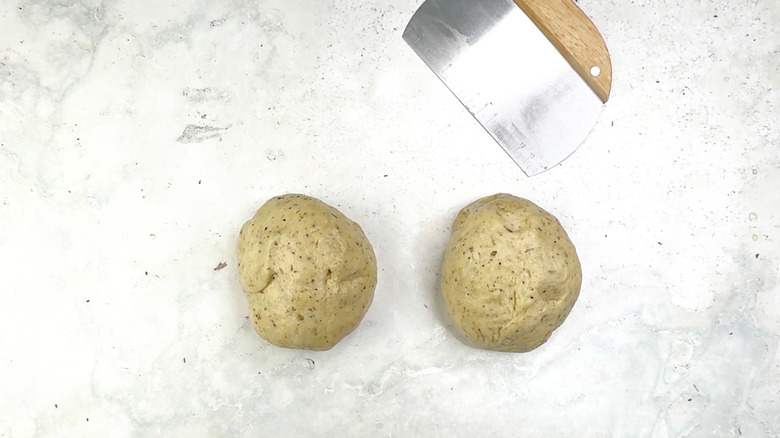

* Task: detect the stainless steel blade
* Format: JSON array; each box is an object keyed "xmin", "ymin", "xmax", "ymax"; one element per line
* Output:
[{"xmin": 403, "ymin": 0, "xmax": 603, "ymax": 175}]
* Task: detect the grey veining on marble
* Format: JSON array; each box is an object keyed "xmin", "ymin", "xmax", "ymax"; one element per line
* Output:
[{"xmin": 1, "ymin": 0, "xmax": 778, "ymax": 436}]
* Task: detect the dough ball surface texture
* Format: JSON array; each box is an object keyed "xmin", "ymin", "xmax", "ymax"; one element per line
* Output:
[
  {"xmin": 236, "ymin": 194, "xmax": 377, "ymax": 350},
  {"xmin": 441, "ymin": 194, "xmax": 582, "ymax": 352}
]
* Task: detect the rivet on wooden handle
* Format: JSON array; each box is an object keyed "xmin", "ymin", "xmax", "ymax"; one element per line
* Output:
[{"xmin": 514, "ymin": 0, "xmax": 612, "ymax": 102}]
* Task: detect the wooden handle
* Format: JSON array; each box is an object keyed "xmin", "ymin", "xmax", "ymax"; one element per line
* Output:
[{"xmin": 514, "ymin": 0, "xmax": 612, "ymax": 102}]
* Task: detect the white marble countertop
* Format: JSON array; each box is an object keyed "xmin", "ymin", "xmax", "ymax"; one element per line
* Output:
[{"xmin": 1, "ymin": 0, "xmax": 778, "ymax": 436}]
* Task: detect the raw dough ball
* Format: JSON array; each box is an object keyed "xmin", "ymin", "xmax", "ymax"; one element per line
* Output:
[
  {"xmin": 440, "ymin": 194, "xmax": 582, "ymax": 352},
  {"xmin": 236, "ymin": 194, "xmax": 377, "ymax": 350}
]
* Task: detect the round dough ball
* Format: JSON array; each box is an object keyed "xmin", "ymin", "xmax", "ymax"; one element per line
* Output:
[
  {"xmin": 236, "ymin": 194, "xmax": 377, "ymax": 350},
  {"xmin": 440, "ymin": 194, "xmax": 582, "ymax": 352}
]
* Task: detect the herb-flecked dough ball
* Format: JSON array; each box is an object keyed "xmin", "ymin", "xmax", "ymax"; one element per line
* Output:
[
  {"xmin": 441, "ymin": 194, "xmax": 582, "ymax": 352},
  {"xmin": 236, "ymin": 194, "xmax": 377, "ymax": 350}
]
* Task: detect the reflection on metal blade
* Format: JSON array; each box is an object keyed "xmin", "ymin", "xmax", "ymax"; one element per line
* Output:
[{"xmin": 403, "ymin": 0, "xmax": 603, "ymax": 175}]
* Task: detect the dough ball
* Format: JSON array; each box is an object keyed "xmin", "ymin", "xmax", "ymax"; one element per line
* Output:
[
  {"xmin": 440, "ymin": 194, "xmax": 582, "ymax": 352},
  {"xmin": 236, "ymin": 194, "xmax": 377, "ymax": 350}
]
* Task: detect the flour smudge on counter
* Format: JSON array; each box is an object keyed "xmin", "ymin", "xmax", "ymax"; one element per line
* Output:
[
  {"xmin": 176, "ymin": 124, "xmax": 231, "ymax": 143},
  {"xmin": 182, "ymin": 87, "xmax": 232, "ymax": 104}
]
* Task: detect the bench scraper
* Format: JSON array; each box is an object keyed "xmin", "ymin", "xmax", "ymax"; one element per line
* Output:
[{"xmin": 403, "ymin": 0, "xmax": 612, "ymax": 175}]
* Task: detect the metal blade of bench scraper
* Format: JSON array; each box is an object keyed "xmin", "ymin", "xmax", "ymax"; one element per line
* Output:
[{"xmin": 403, "ymin": 0, "xmax": 603, "ymax": 175}]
